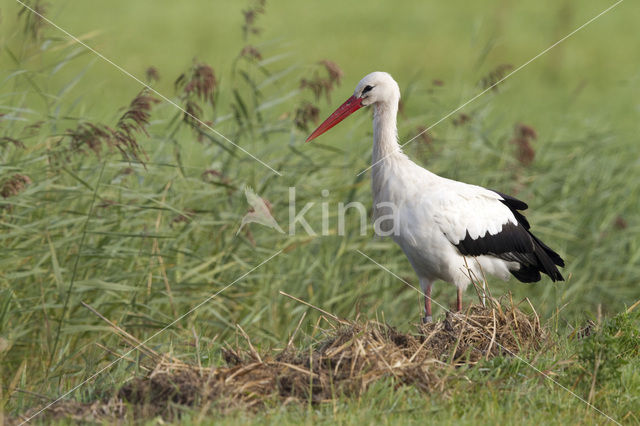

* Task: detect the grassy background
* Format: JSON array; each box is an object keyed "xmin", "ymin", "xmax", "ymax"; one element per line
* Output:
[{"xmin": 1, "ymin": 0, "xmax": 639, "ymax": 423}]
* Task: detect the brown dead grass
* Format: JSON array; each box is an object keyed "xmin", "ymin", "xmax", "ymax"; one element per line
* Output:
[{"xmin": 20, "ymin": 298, "xmax": 547, "ymax": 423}]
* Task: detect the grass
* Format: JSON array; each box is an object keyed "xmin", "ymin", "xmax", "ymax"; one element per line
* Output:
[
  {"xmin": 1, "ymin": 0, "xmax": 640, "ymax": 424},
  {"xmin": 13, "ymin": 302, "xmax": 640, "ymax": 424}
]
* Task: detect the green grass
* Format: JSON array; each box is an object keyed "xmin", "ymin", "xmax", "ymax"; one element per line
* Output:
[{"xmin": 1, "ymin": 0, "xmax": 640, "ymax": 423}]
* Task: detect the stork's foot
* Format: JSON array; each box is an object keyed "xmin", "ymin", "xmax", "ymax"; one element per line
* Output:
[{"xmin": 422, "ymin": 315, "xmax": 433, "ymax": 324}]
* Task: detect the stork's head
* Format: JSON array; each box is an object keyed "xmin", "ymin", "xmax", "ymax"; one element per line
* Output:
[{"xmin": 306, "ymin": 71, "xmax": 400, "ymax": 142}]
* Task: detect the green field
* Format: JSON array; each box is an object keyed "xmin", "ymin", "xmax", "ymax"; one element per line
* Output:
[{"xmin": 1, "ymin": 0, "xmax": 639, "ymax": 424}]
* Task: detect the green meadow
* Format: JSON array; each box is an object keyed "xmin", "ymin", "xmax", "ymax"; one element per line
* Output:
[{"xmin": 1, "ymin": 0, "xmax": 639, "ymax": 423}]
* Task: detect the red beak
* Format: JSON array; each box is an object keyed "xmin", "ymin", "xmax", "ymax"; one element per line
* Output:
[{"xmin": 306, "ymin": 95, "xmax": 364, "ymax": 142}]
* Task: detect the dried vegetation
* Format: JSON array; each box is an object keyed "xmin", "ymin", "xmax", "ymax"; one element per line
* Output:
[{"xmin": 25, "ymin": 297, "xmax": 547, "ymax": 423}]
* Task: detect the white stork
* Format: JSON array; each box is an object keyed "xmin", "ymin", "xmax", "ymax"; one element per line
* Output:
[{"xmin": 306, "ymin": 72, "xmax": 564, "ymax": 323}]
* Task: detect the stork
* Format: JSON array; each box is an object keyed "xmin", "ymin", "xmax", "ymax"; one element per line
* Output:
[{"xmin": 306, "ymin": 72, "xmax": 564, "ymax": 323}]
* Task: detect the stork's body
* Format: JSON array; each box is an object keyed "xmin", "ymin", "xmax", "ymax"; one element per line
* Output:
[{"xmin": 307, "ymin": 72, "xmax": 564, "ymax": 322}]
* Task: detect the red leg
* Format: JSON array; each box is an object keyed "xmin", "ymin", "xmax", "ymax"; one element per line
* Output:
[
  {"xmin": 425, "ymin": 286, "xmax": 432, "ymax": 317},
  {"xmin": 422, "ymin": 281, "xmax": 433, "ymax": 323},
  {"xmin": 457, "ymin": 287, "xmax": 463, "ymax": 312}
]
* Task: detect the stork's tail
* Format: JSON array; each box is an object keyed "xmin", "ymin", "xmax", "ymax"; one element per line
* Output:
[{"xmin": 512, "ymin": 231, "xmax": 564, "ymax": 283}]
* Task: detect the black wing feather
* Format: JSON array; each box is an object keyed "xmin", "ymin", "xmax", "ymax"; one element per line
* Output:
[
  {"xmin": 492, "ymin": 190, "xmax": 530, "ymax": 229},
  {"xmin": 454, "ymin": 190, "xmax": 564, "ymax": 283}
]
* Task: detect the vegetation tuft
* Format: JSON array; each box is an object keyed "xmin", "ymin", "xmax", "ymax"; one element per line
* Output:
[
  {"xmin": 23, "ymin": 298, "xmax": 551, "ymax": 422},
  {"xmin": 577, "ymin": 305, "xmax": 640, "ymax": 385}
]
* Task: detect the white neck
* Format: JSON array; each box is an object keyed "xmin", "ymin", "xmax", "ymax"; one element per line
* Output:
[
  {"xmin": 372, "ymin": 99, "xmax": 403, "ymax": 167},
  {"xmin": 370, "ymin": 97, "xmax": 409, "ymax": 215}
]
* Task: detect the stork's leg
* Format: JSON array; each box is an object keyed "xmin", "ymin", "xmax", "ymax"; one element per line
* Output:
[
  {"xmin": 424, "ymin": 285, "xmax": 432, "ymax": 323},
  {"xmin": 419, "ymin": 278, "xmax": 433, "ymax": 323},
  {"xmin": 457, "ymin": 287, "xmax": 463, "ymax": 312}
]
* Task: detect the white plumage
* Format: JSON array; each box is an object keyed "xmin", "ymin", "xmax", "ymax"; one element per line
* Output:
[{"xmin": 307, "ymin": 72, "xmax": 564, "ymax": 322}]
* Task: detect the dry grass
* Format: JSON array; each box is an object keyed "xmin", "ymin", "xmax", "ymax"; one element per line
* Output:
[{"xmin": 21, "ymin": 297, "xmax": 547, "ymax": 423}]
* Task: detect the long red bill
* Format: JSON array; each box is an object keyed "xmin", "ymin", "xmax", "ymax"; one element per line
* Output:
[{"xmin": 306, "ymin": 95, "xmax": 363, "ymax": 142}]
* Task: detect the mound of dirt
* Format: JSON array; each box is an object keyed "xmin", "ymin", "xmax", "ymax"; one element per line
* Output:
[{"xmin": 22, "ymin": 299, "xmax": 547, "ymax": 422}]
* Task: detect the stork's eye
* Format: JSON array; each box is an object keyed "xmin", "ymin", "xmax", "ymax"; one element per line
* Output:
[{"xmin": 362, "ymin": 85, "xmax": 374, "ymax": 95}]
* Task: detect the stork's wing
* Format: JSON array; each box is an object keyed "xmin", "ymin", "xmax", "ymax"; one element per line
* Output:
[{"xmin": 432, "ymin": 184, "xmax": 564, "ymax": 282}]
